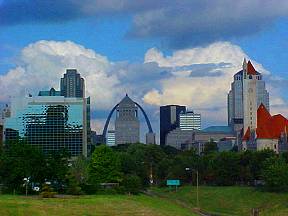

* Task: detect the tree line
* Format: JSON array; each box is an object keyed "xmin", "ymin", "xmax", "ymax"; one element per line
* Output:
[{"xmin": 1, "ymin": 140, "xmax": 288, "ymax": 195}]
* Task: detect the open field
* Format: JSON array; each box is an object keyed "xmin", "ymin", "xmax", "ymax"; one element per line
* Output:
[
  {"xmin": 1, "ymin": 187, "xmax": 288, "ymax": 216},
  {"xmin": 152, "ymin": 186, "xmax": 288, "ymax": 216},
  {"xmin": 0, "ymin": 194, "xmax": 196, "ymax": 216}
]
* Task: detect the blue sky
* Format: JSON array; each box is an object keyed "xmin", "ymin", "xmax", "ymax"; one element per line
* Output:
[{"xmin": 1, "ymin": 0, "xmax": 288, "ymax": 141}]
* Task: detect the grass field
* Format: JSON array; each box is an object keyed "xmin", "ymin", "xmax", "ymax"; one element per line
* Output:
[
  {"xmin": 0, "ymin": 194, "xmax": 197, "ymax": 216},
  {"xmin": 152, "ymin": 186, "xmax": 288, "ymax": 216}
]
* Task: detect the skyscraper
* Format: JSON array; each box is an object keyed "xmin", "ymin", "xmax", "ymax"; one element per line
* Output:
[
  {"xmin": 115, "ymin": 94, "xmax": 140, "ymax": 145},
  {"xmin": 179, "ymin": 111, "xmax": 201, "ymax": 131},
  {"xmin": 60, "ymin": 69, "xmax": 85, "ymax": 98},
  {"xmin": 160, "ymin": 105, "xmax": 186, "ymax": 146},
  {"xmin": 228, "ymin": 59, "xmax": 269, "ymax": 132}
]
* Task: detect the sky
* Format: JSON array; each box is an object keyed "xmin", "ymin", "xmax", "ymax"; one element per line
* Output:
[{"xmin": 1, "ymin": 0, "xmax": 288, "ymax": 143}]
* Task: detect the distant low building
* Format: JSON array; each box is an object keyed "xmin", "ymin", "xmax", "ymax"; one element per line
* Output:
[
  {"xmin": 165, "ymin": 126, "xmax": 234, "ymax": 152},
  {"xmin": 146, "ymin": 132, "xmax": 156, "ymax": 144},
  {"xmin": 217, "ymin": 137, "xmax": 237, "ymax": 152}
]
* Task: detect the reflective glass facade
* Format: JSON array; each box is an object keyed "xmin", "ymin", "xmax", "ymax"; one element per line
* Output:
[{"xmin": 4, "ymin": 96, "xmax": 88, "ymax": 157}]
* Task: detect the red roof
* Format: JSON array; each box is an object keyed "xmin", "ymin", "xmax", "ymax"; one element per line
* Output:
[
  {"xmin": 247, "ymin": 61, "xmax": 257, "ymax": 75},
  {"xmin": 243, "ymin": 127, "xmax": 251, "ymax": 141},
  {"xmin": 243, "ymin": 104, "xmax": 288, "ymax": 140}
]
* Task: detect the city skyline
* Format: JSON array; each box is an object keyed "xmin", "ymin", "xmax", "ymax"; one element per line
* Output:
[{"xmin": 0, "ymin": 1, "xmax": 288, "ymax": 141}]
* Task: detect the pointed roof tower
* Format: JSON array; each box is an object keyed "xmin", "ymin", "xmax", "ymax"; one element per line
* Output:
[
  {"xmin": 247, "ymin": 61, "xmax": 257, "ymax": 75},
  {"xmin": 118, "ymin": 94, "xmax": 136, "ymax": 108}
]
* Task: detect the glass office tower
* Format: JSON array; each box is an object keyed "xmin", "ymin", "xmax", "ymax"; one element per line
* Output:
[{"xmin": 4, "ymin": 95, "xmax": 89, "ymax": 157}]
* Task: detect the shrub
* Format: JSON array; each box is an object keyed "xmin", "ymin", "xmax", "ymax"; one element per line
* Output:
[
  {"xmin": 122, "ymin": 174, "xmax": 142, "ymax": 195},
  {"xmin": 40, "ymin": 184, "xmax": 57, "ymax": 198}
]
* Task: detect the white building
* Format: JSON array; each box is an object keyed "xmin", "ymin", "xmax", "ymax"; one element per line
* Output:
[
  {"xmin": 107, "ymin": 130, "xmax": 116, "ymax": 146},
  {"xmin": 179, "ymin": 111, "xmax": 201, "ymax": 131},
  {"xmin": 228, "ymin": 59, "xmax": 269, "ymax": 132}
]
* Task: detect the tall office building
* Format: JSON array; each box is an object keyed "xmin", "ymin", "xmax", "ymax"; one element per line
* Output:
[
  {"xmin": 160, "ymin": 105, "xmax": 186, "ymax": 145},
  {"xmin": 60, "ymin": 69, "xmax": 85, "ymax": 98},
  {"xmin": 179, "ymin": 111, "xmax": 201, "ymax": 131},
  {"xmin": 115, "ymin": 95, "xmax": 140, "ymax": 145},
  {"xmin": 228, "ymin": 59, "xmax": 269, "ymax": 132},
  {"xmin": 4, "ymin": 93, "xmax": 90, "ymax": 157}
]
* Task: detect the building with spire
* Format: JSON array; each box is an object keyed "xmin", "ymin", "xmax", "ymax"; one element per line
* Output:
[{"xmin": 228, "ymin": 59, "xmax": 269, "ymax": 133}]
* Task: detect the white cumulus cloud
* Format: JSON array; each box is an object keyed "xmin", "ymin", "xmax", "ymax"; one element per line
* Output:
[
  {"xmin": 143, "ymin": 42, "xmax": 285, "ymax": 124},
  {"xmin": 0, "ymin": 40, "xmax": 120, "ymax": 110},
  {"xmin": 1, "ymin": 40, "xmax": 287, "ymax": 131}
]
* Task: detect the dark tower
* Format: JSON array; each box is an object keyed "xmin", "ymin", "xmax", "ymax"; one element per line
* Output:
[
  {"xmin": 160, "ymin": 105, "xmax": 186, "ymax": 146},
  {"xmin": 60, "ymin": 69, "xmax": 85, "ymax": 98}
]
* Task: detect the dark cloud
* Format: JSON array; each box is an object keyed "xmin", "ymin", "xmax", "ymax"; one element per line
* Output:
[
  {"xmin": 172, "ymin": 63, "xmax": 230, "ymax": 77},
  {"xmin": 0, "ymin": 0, "xmax": 84, "ymax": 25},
  {"xmin": 1, "ymin": 0, "xmax": 288, "ymax": 48}
]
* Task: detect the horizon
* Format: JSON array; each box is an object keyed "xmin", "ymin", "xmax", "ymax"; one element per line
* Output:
[{"xmin": 1, "ymin": 0, "xmax": 288, "ymax": 142}]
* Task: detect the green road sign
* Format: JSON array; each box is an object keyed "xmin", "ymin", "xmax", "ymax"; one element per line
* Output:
[{"xmin": 166, "ymin": 179, "xmax": 180, "ymax": 186}]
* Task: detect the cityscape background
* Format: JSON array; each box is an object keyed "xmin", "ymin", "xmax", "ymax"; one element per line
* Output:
[{"xmin": 0, "ymin": 1, "xmax": 288, "ymax": 143}]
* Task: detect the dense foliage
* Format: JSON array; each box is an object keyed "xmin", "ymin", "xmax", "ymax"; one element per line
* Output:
[{"xmin": 0, "ymin": 140, "xmax": 287, "ymax": 194}]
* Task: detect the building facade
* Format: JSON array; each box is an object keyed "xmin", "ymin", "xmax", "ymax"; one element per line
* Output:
[
  {"xmin": 60, "ymin": 69, "xmax": 85, "ymax": 98},
  {"xmin": 107, "ymin": 130, "xmax": 116, "ymax": 146},
  {"xmin": 242, "ymin": 104, "xmax": 288, "ymax": 153},
  {"xmin": 179, "ymin": 110, "xmax": 201, "ymax": 130},
  {"xmin": 115, "ymin": 95, "xmax": 140, "ymax": 145},
  {"xmin": 4, "ymin": 95, "xmax": 90, "ymax": 157},
  {"xmin": 228, "ymin": 60, "xmax": 269, "ymax": 132},
  {"xmin": 165, "ymin": 126, "xmax": 234, "ymax": 152},
  {"xmin": 0, "ymin": 124, "xmax": 3, "ymax": 149},
  {"xmin": 160, "ymin": 105, "xmax": 186, "ymax": 146}
]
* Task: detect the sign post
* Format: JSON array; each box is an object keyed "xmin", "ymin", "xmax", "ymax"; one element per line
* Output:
[{"xmin": 166, "ymin": 180, "xmax": 180, "ymax": 192}]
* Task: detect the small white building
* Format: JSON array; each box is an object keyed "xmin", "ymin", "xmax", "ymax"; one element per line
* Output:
[{"xmin": 179, "ymin": 111, "xmax": 201, "ymax": 131}]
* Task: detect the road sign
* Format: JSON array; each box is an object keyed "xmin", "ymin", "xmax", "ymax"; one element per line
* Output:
[{"xmin": 166, "ymin": 179, "xmax": 180, "ymax": 186}]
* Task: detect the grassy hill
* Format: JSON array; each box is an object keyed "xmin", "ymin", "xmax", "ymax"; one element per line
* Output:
[
  {"xmin": 152, "ymin": 186, "xmax": 288, "ymax": 216},
  {"xmin": 0, "ymin": 194, "xmax": 197, "ymax": 216}
]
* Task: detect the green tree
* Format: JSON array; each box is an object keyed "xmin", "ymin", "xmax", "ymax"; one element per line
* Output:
[
  {"xmin": 66, "ymin": 156, "xmax": 89, "ymax": 195},
  {"xmin": 0, "ymin": 140, "xmax": 46, "ymax": 193},
  {"xmin": 45, "ymin": 149, "xmax": 70, "ymax": 192},
  {"xmin": 204, "ymin": 139, "xmax": 218, "ymax": 155},
  {"xmin": 213, "ymin": 152, "xmax": 239, "ymax": 186},
  {"xmin": 122, "ymin": 174, "xmax": 142, "ymax": 194},
  {"xmin": 89, "ymin": 145, "xmax": 122, "ymax": 184},
  {"xmin": 262, "ymin": 157, "xmax": 288, "ymax": 191}
]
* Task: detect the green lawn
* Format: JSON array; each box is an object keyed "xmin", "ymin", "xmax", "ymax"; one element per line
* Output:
[
  {"xmin": 152, "ymin": 186, "xmax": 288, "ymax": 216},
  {"xmin": 0, "ymin": 194, "xmax": 197, "ymax": 216}
]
